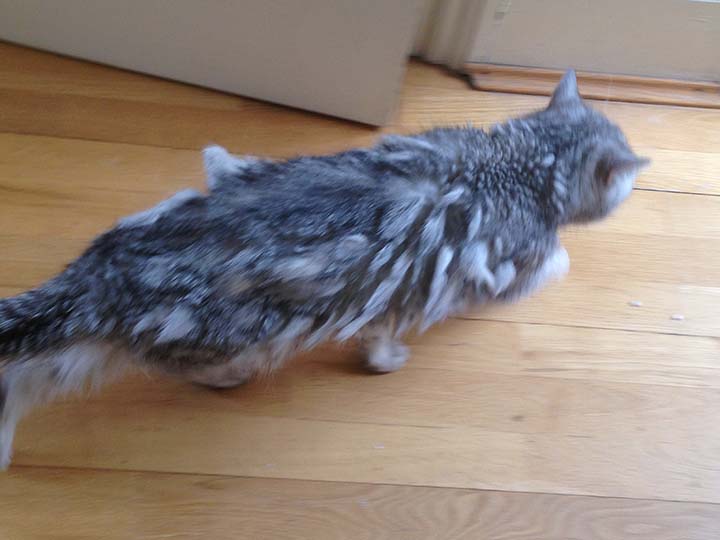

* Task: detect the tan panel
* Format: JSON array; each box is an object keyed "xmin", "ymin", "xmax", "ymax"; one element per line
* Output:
[{"xmin": 471, "ymin": 0, "xmax": 720, "ymax": 81}]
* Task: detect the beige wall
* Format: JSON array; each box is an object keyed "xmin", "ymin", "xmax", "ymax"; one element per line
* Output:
[
  {"xmin": 0, "ymin": 0, "xmax": 423, "ymax": 125},
  {"xmin": 469, "ymin": 0, "xmax": 720, "ymax": 81}
]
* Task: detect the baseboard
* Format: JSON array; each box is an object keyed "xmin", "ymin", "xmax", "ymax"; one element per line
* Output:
[{"xmin": 463, "ymin": 63, "xmax": 720, "ymax": 109}]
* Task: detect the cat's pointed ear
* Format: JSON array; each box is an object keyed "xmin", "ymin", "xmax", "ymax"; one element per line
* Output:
[
  {"xmin": 549, "ymin": 69, "xmax": 581, "ymax": 109},
  {"xmin": 595, "ymin": 150, "xmax": 650, "ymax": 186}
]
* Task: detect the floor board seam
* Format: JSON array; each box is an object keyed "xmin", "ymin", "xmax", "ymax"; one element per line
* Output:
[{"xmin": 10, "ymin": 462, "xmax": 720, "ymax": 507}]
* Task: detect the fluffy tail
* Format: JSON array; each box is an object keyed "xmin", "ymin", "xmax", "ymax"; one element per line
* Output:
[{"xmin": 0, "ymin": 278, "xmax": 124, "ymax": 469}]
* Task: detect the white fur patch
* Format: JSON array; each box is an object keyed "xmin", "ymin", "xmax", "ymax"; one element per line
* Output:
[
  {"xmin": 422, "ymin": 284, "xmax": 459, "ymax": 332},
  {"xmin": 365, "ymin": 338, "xmax": 408, "ymax": 373},
  {"xmin": 338, "ymin": 254, "xmax": 411, "ymax": 340},
  {"xmin": 187, "ymin": 349, "xmax": 273, "ymax": 388},
  {"xmin": 203, "ymin": 145, "xmax": 256, "ymax": 190},
  {"xmin": 381, "ymin": 197, "xmax": 427, "ymax": 240},
  {"xmin": 118, "ymin": 189, "xmax": 201, "ymax": 229},
  {"xmin": 140, "ymin": 256, "xmax": 177, "ymax": 288},
  {"xmin": 494, "ymin": 236, "xmax": 504, "ymax": 255},
  {"xmin": 466, "ymin": 207, "xmax": 483, "ymax": 241},
  {"xmin": 462, "ymin": 241, "xmax": 494, "ymax": 286},
  {"xmin": 541, "ymin": 246, "xmax": 570, "ymax": 282},
  {"xmin": 394, "ymin": 314, "xmax": 419, "ymax": 337},
  {"xmin": 369, "ymin": 244, "xmax": 395, "ymax": 274},
  {"xmin": 387, "ymin": 151, "xmax": 416, "ymax": 162},
  {"xmin": 132, "ymin": 306, "xmax": 172, "ymax": 336},
  {"xmin": 517, "ymin": 246, "xmax": 569, "ymax": 300},
  {"xmin": 274, "ymin": 256, "xmax": 327, "ymax": 280},
  {"xmin": 364, "ymin": 254, "xmax": 411, "ymax": 314},
  {"xmin": 441, "ymin": 187, "xmax": 465, "ymax": 206},
  {"xmin": 303, "ymin": 314, "xmax": 339, "ymax": 350},
  {"xmin": 424, "ymin": 246, "xmax": 454, "ymax": 319},
  {"xmin": 382, "ymin": 135, "xmax": 437, "ymax": 152},
  {"xmin": 492, "ymin": 261, "xmax": 516, "ymax": 296},
  {"xmin": 270, "ymin": 317, "xmax": 313, "ymax": 359},
  {"xmin": 499, "ymin": 246, "xmax": 569, "ymax": 302},
  {"xmin": 605, "ymin": 169, "xmax": 637, "ymax": 209},
  {"xmin": 156, "ymin": 306, "xmax": 196, "ymax": 343},
  {"xmin": 186, "ymin": 362, "xmax": 251, "ymax": 388},
  {"xmin": 419, "ymin": 211, "xmax": 446, "ymax": 255},
  {"xmin": 541, "ymin": 153, "xmax": 556, "ymax": 167},
  {"xmin": 334, "ymin": 235, "xmax": 368, "ymax": 259}
]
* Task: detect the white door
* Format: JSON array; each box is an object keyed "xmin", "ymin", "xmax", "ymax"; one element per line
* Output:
[
  {"xmin": 469, "ymin": 0, "xmax": 720, "ymax": 81},
  {"xmin": 0, "ymin": 0, "xmax": 423, "ymax": 125}
]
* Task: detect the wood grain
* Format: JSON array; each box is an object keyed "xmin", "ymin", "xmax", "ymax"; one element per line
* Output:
[
  {"xmin": 11, "ymin": 344, "xmax": 720, "ymax": 502},
  {"xmin": 2, "ymin": 41, "xmax": 720, "ymax": 539},
  {"xmin": 634, "ymin": 146, "xmax": 720, "ymax": 196},
  {"xmin": 413, "ymin": 320, "xmax": 720, "ymax": 388},
  {"xmin": 11, "ymin": 409, "xmax": 720, "ymax": 504},
  {"xmin": 16, "ymin": 330, "xmax": 720, "ymax": 502},
  {"xmin": 4, "ymin": 468, "xmax": 719, "ymax": 540}
]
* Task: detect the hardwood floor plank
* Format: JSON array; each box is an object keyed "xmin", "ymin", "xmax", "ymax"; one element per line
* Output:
[
  {"xmin": 11, "ymin": 362, "xmax": 720, "ymax": 502},
  {"xmin": 478, "ymin": 279, "xmax": 719, "ymax": 337},
  {"xmin": 0, "ymin": 41, "xmax": 264, "ymax": 110},
  {"xmin": 18, "ymin": 334, "xmax": 719, "ymax": 434},
  {"xmin": 0, "ymin": 86, "xmax": 379, "ymax": 156},
  {"xmin": 634, "ymin": 146, "xmax": 720, "ymax": 196},
  {"xmin": 414, "ymin": 320, "xmax": 720, "ymax": 389},
  {"xmin": 4, "ymin": 467, "xmax": 718, "ymax": 540},
  {"xmin": 12, "ymin": 414, "xmax": 720, "ymax": 503}
]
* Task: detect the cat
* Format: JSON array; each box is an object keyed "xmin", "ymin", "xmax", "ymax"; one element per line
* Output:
[{"xmin": 0, "ymin": 70, "xmax": 648, "ymax": 468}]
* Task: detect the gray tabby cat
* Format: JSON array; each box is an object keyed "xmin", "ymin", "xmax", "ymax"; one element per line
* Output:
[{"xmin": 0, "ymin": 71, "xmax": 648, "ymax": 468}]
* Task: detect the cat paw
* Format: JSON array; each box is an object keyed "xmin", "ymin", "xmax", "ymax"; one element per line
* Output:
[
  {"xmin": 185, "ymin": 363, "xmax": 252, "ymax": 389},
  {"xmin": 365, "ymin": 341, "xmax": 409, "ymax": 373},
  {"xmin": 545, "ymin": 245, "xmax": 570, "ymax": 281}
]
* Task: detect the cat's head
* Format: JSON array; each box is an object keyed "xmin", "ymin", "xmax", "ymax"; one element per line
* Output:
[{"xmin": 535, "ymin": 70, "xmax": 650, "ymax": 224}]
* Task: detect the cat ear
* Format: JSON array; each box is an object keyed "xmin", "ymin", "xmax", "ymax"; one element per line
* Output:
[
  {"xmin": 595, "ymin": 150, "xmax": 650, "ymax": 186},
  {"xmin": 549, "ymin": 69, "xmax": 581, "ymax": 109}
]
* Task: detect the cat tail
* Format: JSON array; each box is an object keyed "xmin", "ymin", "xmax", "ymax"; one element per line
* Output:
[{"xmin": 0, "ymin": 276, "xmax": 125, "ymax": 469}]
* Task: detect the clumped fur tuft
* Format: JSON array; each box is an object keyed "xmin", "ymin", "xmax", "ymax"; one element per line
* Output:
[{"xmin": 0, "ymin": 71, "xmax": 648, "ymax": 468}]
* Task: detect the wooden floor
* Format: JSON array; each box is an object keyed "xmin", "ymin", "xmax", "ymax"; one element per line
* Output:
[{"xmin": 1, "ymin": 42, "xmax": 719, "ymax": 539}]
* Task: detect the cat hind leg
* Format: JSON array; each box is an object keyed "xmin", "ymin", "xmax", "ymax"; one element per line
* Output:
[
  {"xmin": 183, "ymin": 351, "xmax": 269, "ymax": 389},
  {"xmin": 361, "ymin": 327, "xmax": 409, "ymax": 373}
]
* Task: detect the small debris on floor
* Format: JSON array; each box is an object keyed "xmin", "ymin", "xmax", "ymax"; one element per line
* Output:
[
  {"xmin": 628, "ymin": 300, "xmax": 643, "ymax": 307},
  {"xmin": 373, "ymin": 443, "xmax": 385, "ymax": 449},
  {"xmin": 670, "ymin": 314, "xmax": 685, "ymax": 321}
]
